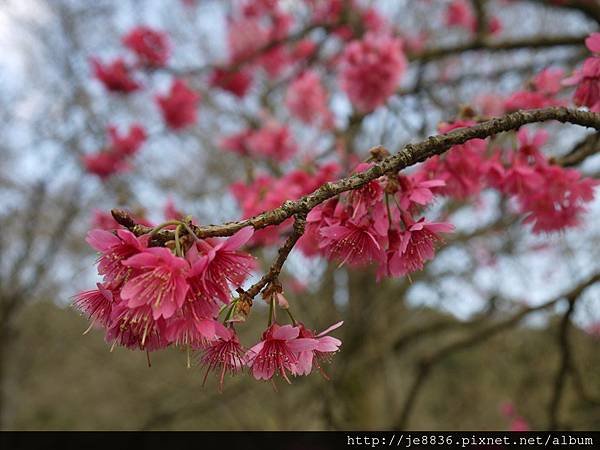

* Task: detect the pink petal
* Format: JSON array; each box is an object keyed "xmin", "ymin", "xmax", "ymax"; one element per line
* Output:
[
  {"xmin": 122, "ymin": 251, "xmax": 160, "ymax": 268},
  {"xmin": 287, "ymin": 337, "xmax": 319, "ymax": 353},
  {"xmin": 586, "ymin": 33, "xmax": 600, "ymax": 53},
  {"xmin": 411, "ymin": 189, "xmax": 433, "ymax": 205},
  {"xmin": 317, "ymin": 321, "xmax": 344, "ymax": 337},
  {"xmin": 272, "ymin": 324, "xmax": 300, "ymax": 340},
  {"xmin": 153, "ymin": 299, "xmax": 177, "ymax": 320},
  {"xmin": 222, "ymin": 226, "xmax": 254, "ymax": 251},
  {"xmin": 420, "ymin": 179, "xmax": 445, "ymax": 188},
  {"xmin": 86, "ymin": 229, "xmax": 120, "ymax": 252},
  {"xmin": 246, "ymin": 341, "xmax": 265, "ymax": 361},
  {"xmin": 195, "ymin": 319, "xmax": 217, "ymax": 339},
  {"xmin": 426, "ymin": 222, "xmax": 455, "ymax": 233},
  {"xmin": 121, "ymin": 278, "xmax": 143, "ymax": 302},
  {"xmin": 292, "ymin": 351, "xmax": 314, "ymax": 376},
  {"xmin": 316, "ymin": 336, "xmax": 342, "ymax": 352}
]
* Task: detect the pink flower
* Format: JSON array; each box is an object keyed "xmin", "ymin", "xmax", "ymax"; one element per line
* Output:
[
  {"xmin": 163, "ymin": 198, "xmax": 184, "ymax": 221},
  {"xmin": 563, "ymin": 33, "xmax": 600, "ymax": 111},
  {"xmin": 383, "ymin": 217, "xmax": 454, "ymax": 277},
  {"xmin": 91, "ymin": 209, "xmax": 121, "ymax": 231},
  {"xmin": 122, "ymin": 26, "xmax": 170, "ymax": 67},
  {"xmin": 339, "ymin": 33, "xmax": 407, "ymax": 112},
  {"xmin": 72, "ymin": 283, "xmax": 114, "ymax": 327},
  {"xmin": 292, "ymin": 321, "xmax": 343, "ymax": 377},
  {"xmin": 121, "ymin": 247, "xmax": 190, "ymax": 320},
  {"xmin": 164, "ymin": 304, "xmax": 218, "ymax": 347},
  {"xmin": 82, "ymin": 152, "xmax": 129, "ymax": 179},
  {"xmin": 106, "ymin": 302, "xmax": 168, "ymax": 351},
  {"xmin": 258, "ymin": 46, "xmax": 291, "ymax": 78},
  {"xmin": 519, "ymin": 164, "xmax": 598, "ymax": 233},
  {"xmin": 211, "ymin": 68, "xmax": 253, "ymax": 97},
  {"xmin": 396, "ymin": 174, "xmax": 445, "ymax": 210},
  {"xmin": 200, "ymin": 326, "xmax": 245, "ymax": 390},
  {"xmin": 510, "ymin": 417, "xmax": 530, "ymax": 432},
  {"xmin": 245, "ymin": 324, "xmax": 318, "ymax": 382},
  {"xmin": 227, "ymin": 17, "xmax": 268, "ymax": 63},
  {"xmin": 91, "ymin": 57, "xmax": 140, "ymax": 93},
  {"xmin": 475, "ymin": 93, "xmax": 506, "ymax": 117},
  {"xmin": 187, "ymin": 227, "xmax": 256, "ymax": 304},
  {"xmin": 245, "ymin": 122, "xmax": 298, "ymax": 162},
  {"xmin": 586, "ymin": 32, "xmax": 600, "ymax": 54},
  {"xmin": 319, "ymin": 216, "xmax": 387, "ymax": 268},
  {"xmin": 445, "ymin": 0, "xmax": 476, "ymax": 32},
  {"xmin": 533, "ymin": 67, "xmax": 564, "ymax": 96},
  {"xmin": 86, "ymin": 229, "xmax": 148, "ymax": 287},
  {"xmin": 156, "ymin": 79, "xmax": 200, "ymax": 130},
  {"xmin": 108, "ymin": 124, "xmax": 146, "ymax": 157},
  {"xmin": 286, "ymin": 70, "xmax": 332, "ymax": 128},
  {"xmin": 504, "ymin": 91, "xmax": 563, "ymax": 112},
  {"xmin": 423, "ymin": 121, "xmax": 488, "ymax": 199},
  {"xmin": 222, "ymin": 122, "xmax": 297, "ymax": 162},
  {"xmin": 564, "ymin": 57, "xmax": 600, "ymax": 112}
]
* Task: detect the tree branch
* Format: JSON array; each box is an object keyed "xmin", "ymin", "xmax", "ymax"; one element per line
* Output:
[
  {"xmin": 113, "ymin": 107, "xmax": 600, "ymax": 244},
  {"xmin": 393, "ymin": 272, "xmax": 600, "ymax": 430},
  {"xmin": 554, "ymin": 132, "xmax": 600, "ymax": 167},
  {"xmin": 410, "ymin": 34, "xmax": 587, "ymax": 63}
]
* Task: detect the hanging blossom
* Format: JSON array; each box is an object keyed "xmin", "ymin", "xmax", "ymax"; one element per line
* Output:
[
  {"xmin": 245, "ymin": 324, "xmax": 319, "ymax": 383},
  {"xmin": 221, "ymin": 121, "xmax": 298, "ymax": 162},
  {"xmin": 423, "ymin": 120, "xmax": 489, "ymax": 199},
  {"xmin": 475, "ymin": 67, "xmax": 565, "ymax": 117},
  {"xmin": 156, "ymin": 79, "xmax": 200, "ymax": 130},
  {"xmin": 486, "ymin": 128, "xmax": 598, "ymax": 233},
  {"xmin": 445, "ymin": 0, "xmax": 476, "ymax": 32},
  {"xmin": 564, "ymin": 32, "xmax": 600, "ymax": 112},
  {"xmin": 339, "ymin": 32, "xmax": 407, "ymax": 112},
  {"xmin": 292, "ymin": 321, "xmax": 343, "ymax": 377},
  {"xmin": 91, "ymin": 57, "xmax": 141, "ymax": 93},
  {"xmin": 231, "ymin": 163, "xmax": 340, "ymax": 246},
  {"xmin": 122, "ymin": 26, "xmax": 170, "ymax": 68},
  {"xmin": 210, "ymin": 68, "xmax": 253, "ymax": 98},
  {"xmin": 299, "ymin": 162, "xmax": 453, "ymax": 277},
  {"xmin": 504, "ymin": 67, "xmax": 566, "ymax": 112},
  {"xmin": 285, "ymin": 70, "xmax": 333, "ymax": 128},
  {"xmin": 445, "ymin": 0, "xmax": 502, "ymax": 34},
  {"xmin": 82, "ymin": 124, "xmax": 147, "ymax": 179},
  {"xmin": 75, "ymin": 222, "xmax": 343, "ymax": 387}
]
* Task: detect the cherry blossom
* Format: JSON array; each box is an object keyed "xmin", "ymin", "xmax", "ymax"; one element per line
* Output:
[
  {"xmin": 156, "ymin": 79, "xmax": 200, "ymax": 130},
  {"xmin": 122, "ymin": 26, "xmax": 170, "ymax": 67},
  {"xmin": 91, "ymin": 57, "xmax": 140, "ymax": 93},
  {"xmin": 339, "ymin": 32, "xmax": 407, "ymax": 112}
]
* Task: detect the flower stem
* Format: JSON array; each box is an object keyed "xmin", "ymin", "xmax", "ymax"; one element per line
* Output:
[
  {"xmin": 174, "ymin": 224, "xmax": 183, "ymax": 257},
  {"xmin": 149, "ymin": 220, "xmax": 183, "ymax": 236}
]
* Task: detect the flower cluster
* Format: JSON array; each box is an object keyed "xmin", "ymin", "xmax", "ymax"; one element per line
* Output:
[
  {"xmin": 91, "ymin": 57, "xmax": 140, "ymax": 93},
  {"xmin": 485, "ymin": 128, "xmax": 598, "ymax": 232},
  {"xmin": 122, "ymin": 26, "xmax": 170, "ymax": 68},
  {"xmin": 285, "ymin": 70, "xmax": 333, "ymax": 128},
  {"xmin": 339, "ymin": 33, "xmax": 407, "ymax": 112},
  {"xmin": 299, "ymin": 162, "xmax": 454, "ymax": 278},
  {"xmin": 82, "ymin": 124, "xmax": 146, "ymax": 179},
  {"xmin": 230, "ymin": 163, "xmax": 340, "ymax": 245},
  {"xmin": 564, "ymin": 33, "xmax": 600, "ymax": 112},
  {"xmin": 156, "ymin": 79, "xmax": 200, "ymax": 130},
  {"xmin": 423, "ymin": 120, "xmax": 489, "ymax": 199},
  {"xmin": 445, "ymin": 0, "xmax": 502, "ymax": 35},
  {"xmin": 74, "ymin": 223, "xmax": 343, "ymax": 388},
  {"xmin": 504, "ymin": 67, "xmax": 566, "ymax": 112},
  {"xmin": 221, "ymin": 121, "xmax": 298, "ymax": 162}
]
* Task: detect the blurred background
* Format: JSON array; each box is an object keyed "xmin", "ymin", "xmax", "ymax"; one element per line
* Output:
[{"xmin": 1, "ymin": 0, "xmax": 600, "ymax": 430}]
